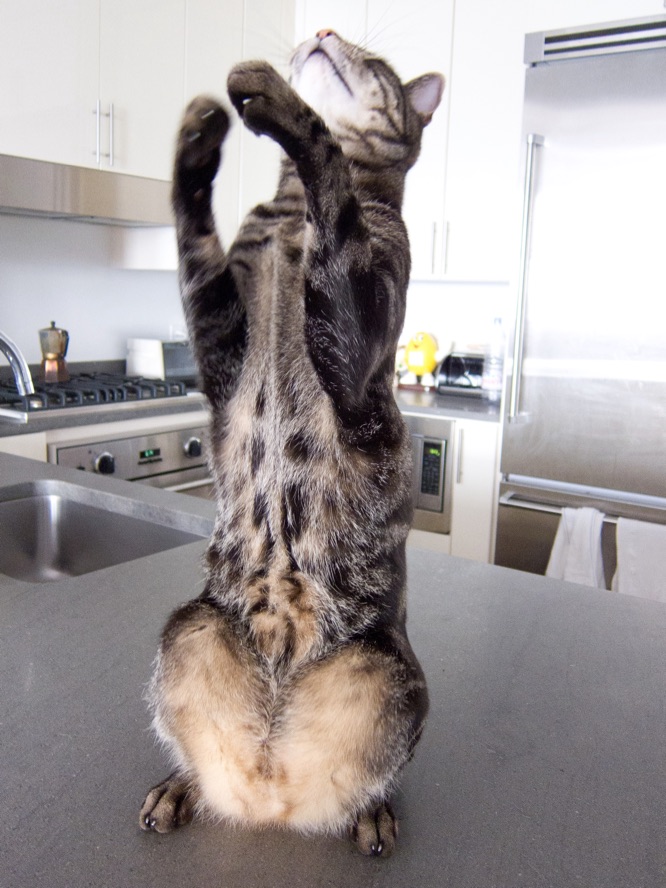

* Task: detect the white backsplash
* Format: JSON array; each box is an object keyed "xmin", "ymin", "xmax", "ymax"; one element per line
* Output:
[
  {"xmin": 0, "ymin": 214, "xmax": 184, "ymax": 365},
  {"xmin": 402, "ymin": 279, "xmax": 510, "ymax": 358}
]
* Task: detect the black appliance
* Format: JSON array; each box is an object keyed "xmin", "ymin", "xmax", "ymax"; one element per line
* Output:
[{"xmin": 436, "ymin": 353, "xmax": 485, "ymax": 396}]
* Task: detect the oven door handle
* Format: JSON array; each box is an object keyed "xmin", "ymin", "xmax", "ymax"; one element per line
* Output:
[{"xmin": 164, "ymin": 477, "xmax": 214, "ymax": 494}]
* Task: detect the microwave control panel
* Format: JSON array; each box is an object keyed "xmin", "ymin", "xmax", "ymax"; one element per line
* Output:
[{"xmin": 404, "ymin": 413, "xmax": 454, "ymax": 535}]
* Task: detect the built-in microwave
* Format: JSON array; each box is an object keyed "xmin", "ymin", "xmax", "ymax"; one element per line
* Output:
[{"xmin": 402, "ymin": 413, "xmax": 454, "ymax": 535}]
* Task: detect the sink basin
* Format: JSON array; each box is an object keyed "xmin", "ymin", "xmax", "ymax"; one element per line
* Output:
[{"xmin": 0, "ymin": 479, "xmax": 212, "ymax": 583}]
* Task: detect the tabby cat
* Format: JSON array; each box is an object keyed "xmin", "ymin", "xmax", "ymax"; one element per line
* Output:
[{"xmin": 139, "ymin": 29, "xmax": 444, "ymax": 857}]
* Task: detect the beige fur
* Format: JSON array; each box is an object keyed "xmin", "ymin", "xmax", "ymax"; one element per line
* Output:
[{"xmin": 151, "ymin": 601, "xmax": 405, "ymax": 832}]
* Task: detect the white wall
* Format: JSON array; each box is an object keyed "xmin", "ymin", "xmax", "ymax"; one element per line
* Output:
[
  {"xmin": 403, "ymin": 280, "xmax": 510, "ymax": 356},
  {"xmin": 0, "ymin": 214, "xmax": 185, "ymax": 365}
]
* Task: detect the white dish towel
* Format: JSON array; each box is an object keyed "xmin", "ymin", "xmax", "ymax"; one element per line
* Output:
[
  {"xmin": 612, "ymin": 518, "xmax": 666, "ymax": 602},
  {"xmin": 546, "ymin": 506, "xmax": 606, "ymax": 588}
]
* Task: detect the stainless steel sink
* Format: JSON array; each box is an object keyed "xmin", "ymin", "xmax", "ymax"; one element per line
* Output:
[{"xmin": 0, "ymin": 479, "xmax": 212, "ymax": 583}]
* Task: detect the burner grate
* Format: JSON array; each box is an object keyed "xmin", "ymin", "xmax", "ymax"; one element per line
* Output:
[{"xmin": 0, "ymin": 373, "xmax": 190, "ymax": 413}]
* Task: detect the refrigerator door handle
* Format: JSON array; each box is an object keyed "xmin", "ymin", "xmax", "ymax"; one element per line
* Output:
[
  {"xmin": 499, "ymin": 491, "xmax": 619, "ymax": 525},
  {"xmin": 509, "ymin": 133, "xmax": 544, "ymax": 422}
]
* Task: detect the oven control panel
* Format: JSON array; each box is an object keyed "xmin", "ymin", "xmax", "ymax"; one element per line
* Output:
[{"xmin": 48, "ymin": 426, "xmax": 208, "ymax": 482}]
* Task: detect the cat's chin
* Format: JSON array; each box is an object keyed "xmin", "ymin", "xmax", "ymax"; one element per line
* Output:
[{"xmin": 292, "ymin": 65, "xmax": 351, "ymax": 125}]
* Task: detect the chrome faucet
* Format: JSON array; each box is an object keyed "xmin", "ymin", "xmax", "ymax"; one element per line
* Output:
[{"xmin": 0, "ymin": 329, "xmax": 35, "ymax": 396}]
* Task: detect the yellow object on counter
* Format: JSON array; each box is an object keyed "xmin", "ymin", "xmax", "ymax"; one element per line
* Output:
[{"xmin": 404, "ymin": 332, "xmax": 438, "ymax": 376}]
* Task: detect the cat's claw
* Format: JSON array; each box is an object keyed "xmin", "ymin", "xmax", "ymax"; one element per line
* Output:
[{"xmin": 352, "ymin": 803, "xmax": 398, "ymax": 857}]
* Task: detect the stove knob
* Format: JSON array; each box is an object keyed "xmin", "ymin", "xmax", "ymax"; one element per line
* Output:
[
  {"xmin": 184, "ymin": 437, "xmax": 203, "ymax": 459},
  {"xmin": 94, "ymin": 451, "xmax": 116, "ymax": 475}
]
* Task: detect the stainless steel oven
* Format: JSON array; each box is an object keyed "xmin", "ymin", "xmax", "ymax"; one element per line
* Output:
[
  {"xmin": 48, "ymin": 424, "xmax": 215, "ymax": 499},
  {"xmin": 38, "ymin": 371, "xmax": 453, "ymax": 529},
  {"xmin": 403, "ymin": 413, "xmax": 454, "ymax": 534}
]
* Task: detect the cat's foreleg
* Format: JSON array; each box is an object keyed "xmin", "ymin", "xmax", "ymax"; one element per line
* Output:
[
  {"xmin": 172, "ymin": 96, "xmax": 247, "ymax": 410},
  {"xmin": 227, "ymin": 64, "xmax": 404, "ymax": 418}
]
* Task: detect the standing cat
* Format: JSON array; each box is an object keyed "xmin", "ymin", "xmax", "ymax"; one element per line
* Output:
[{"xmin": 140, "ymin": 30, "xmax": 443, "ymax": 857}]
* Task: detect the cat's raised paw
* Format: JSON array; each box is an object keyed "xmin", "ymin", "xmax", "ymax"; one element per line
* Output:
[
  {"xmin": 227, "ymin": 62, "xmax": 298, "ymax": 143},
  {"xmin": 140, "ymin": 773, "xmax": 197, "ymax": 834},
  {"xmin": 176, "ymin": 96, "xmax": 230, "ymax": 172},
  {"xmin": 352, "ymin": 803, "xmax": 398, "ymax": 857}
]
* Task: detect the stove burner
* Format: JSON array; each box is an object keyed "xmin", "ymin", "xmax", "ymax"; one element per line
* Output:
[{"xmin": 0, "ymin": 373, "xmax": 191, "ymax": 413}]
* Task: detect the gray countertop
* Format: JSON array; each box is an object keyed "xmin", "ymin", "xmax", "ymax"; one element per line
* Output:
[
  {"xmin": 1, "ymin": 453, "xmax": 664, "ymax": 888},
  {"xmin": 395, "ymin": 387, "xmax": 500, "ymax": 422},
  {"xmin": 0, "ymin": 392, "xmax": 209, "ymax": 437}
]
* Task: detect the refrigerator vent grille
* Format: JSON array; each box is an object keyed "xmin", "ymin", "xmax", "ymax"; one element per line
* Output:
[{"xmin": 525, "ymin": 16, "xmax": 666, "ymax": 64}]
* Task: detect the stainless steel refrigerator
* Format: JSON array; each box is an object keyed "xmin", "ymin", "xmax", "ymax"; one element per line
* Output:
[{"xmin": 494, "ymin": 15, "xmax": 666, "ymax": 586}]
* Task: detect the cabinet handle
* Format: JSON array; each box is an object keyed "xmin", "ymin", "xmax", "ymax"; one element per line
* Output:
[
  {"xmin": 456, "ymin": 428, "xmax": 464, "ymax": 483},
  {"xmin": 509, "ymin": 133, "xmax": 544, "ymax": 421},
  {"xmin": 430, "ymin": 221, "xmax": 449, "ymax": 276},
  {"xmin": 431, "ymin": 222, "xmax": 437, "ymax": 275},
  {"xmin": 94, "ymin": 103, "xmax": 114, "ymax": 167},
  {"xmin": 108, "ymin": 102, "xmax": 114, "ymax": 167}
]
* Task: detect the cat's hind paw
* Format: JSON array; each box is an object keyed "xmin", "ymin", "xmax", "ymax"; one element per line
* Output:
[
  {"xmin": 140, "ymin": 772, "xmax": 198, "ymax": 834},
  {"xmin": 351, "ymin": 803, "xmax": 398, "ymax": 857}
]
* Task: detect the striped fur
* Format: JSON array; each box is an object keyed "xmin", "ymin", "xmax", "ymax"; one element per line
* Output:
[{"xmin": 140, "ymin": 31, "xmax": 444, "ymax": 857}]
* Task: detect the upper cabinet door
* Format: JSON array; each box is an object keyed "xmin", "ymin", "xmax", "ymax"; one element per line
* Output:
[
  {"xmin": 185, "ymin": 0, "xmax": 295, "ymax": 247},
  {"xmin": 442, "ymin": 0, "xmax": 526, "ymax": 282},
  {"xmin": 237, "ymin": 0, "xmax": 296, "ymax": 218},
  {"xmin": 0, "ymin": 0, "xmax": 99, "ymax": 168},
  {"xmin": 184, "ymin": 0, "xmax": 244, "ymax": 248},
  {"xmin": 366, "ymin": 0, "xmax": 454, "ymax": 279},
  {"xmin": 98, "ymin": 0, "xmax": 185, "ymax": 180}
]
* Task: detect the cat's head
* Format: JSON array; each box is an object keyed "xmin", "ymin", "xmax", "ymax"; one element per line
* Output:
[{"xmin": 290, "ymin": 30, "xmax": 444, "ymax": 171}]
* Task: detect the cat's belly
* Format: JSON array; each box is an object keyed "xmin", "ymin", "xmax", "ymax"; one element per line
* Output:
[{"xmin": 206, "ymin": 366, "xmax": 410, "ymax": 665}]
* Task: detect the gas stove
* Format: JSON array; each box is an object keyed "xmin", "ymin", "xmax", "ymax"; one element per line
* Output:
[{"xmin": 0, "ymin": 373, "xmax": 197, "ymax": 423}]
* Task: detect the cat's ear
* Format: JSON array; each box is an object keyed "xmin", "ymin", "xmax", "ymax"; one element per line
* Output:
[{"xmin": 406, "ymin": 73, "xmax": 445, "ymax": 125}]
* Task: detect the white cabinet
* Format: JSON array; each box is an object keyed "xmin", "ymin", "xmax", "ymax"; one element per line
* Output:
[
  {"xmin": 0, "ymin": 0, "xmax": 99, "ymax": 168},
  {"xmin": 370, "ymin": 0, "xmax": 454, "ymax": 280},
  {"xmin": 98, "ymin": 0, "xmax": 186, "ymax": 180},
  {"xmin": 0, "ymin": 432, "xmax": 47, "ymax": 461},
  {"xmin": 442, "ymin": 0, "xmax": 526, "ymax": 282},
  {"xmin": 449, "ymin": 418, "xmax": 500, "ymax": 562},
  {"xmin": 0, "ymin": 0, "xmax": 185, "ymax": 180},
  {"xmin": 185, "ymin": 0, "xmax": 295, "ymax": 248}
]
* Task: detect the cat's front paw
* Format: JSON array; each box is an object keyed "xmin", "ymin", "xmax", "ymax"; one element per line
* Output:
[
  {"xmin": 227, "ymin": 62, "xmax": 300, "ymax": 145},
  {"xmin": 176, "ymin": 95, "xmax": 230, "ymax": 173}
]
